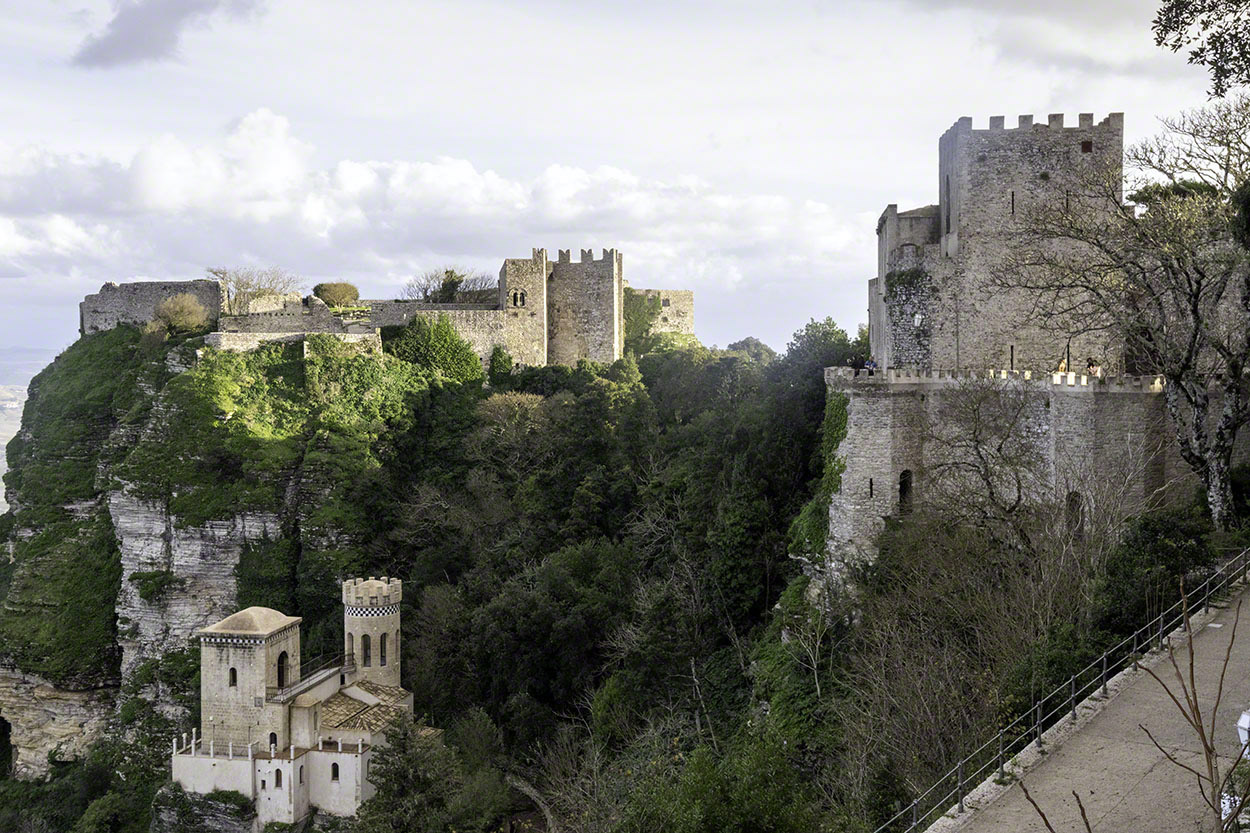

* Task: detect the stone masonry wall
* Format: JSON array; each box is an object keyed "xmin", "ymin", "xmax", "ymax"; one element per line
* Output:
[
  {"xmin": 80, "ymin": 280, "xmax": 224, "ymax": 335},
  {"xmin": 934, "ymin": 113, "xmax": 1124, "ymax": 372},
  {"xmin": 548, "ymin": 249, "xmax": 623, "ymax": 365},
  {"xmin": 823, "ymin": 367, "xmax": 1206, "ymax": 570},
  {"xmin": 633, "ymin": 288, "xmax": 695, "ymax": 335}
]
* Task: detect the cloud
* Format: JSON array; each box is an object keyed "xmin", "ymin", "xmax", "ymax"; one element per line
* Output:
[
  {"xmin": 0, "ymin": 109, "xmax": 869, "ymax": 346},
  {"xmin": 72, "ymin": 0, "xmax": 267, "ymax": 67}
]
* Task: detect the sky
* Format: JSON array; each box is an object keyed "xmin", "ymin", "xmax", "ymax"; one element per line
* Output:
[{"xmin": 0, "ymin": 0, "xmax": 1217, "ymax": 356}]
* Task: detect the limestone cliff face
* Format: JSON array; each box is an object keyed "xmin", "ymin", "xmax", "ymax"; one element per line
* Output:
[
  {"xmin": 0, "ymin": 666, "xmax": 114, "ymax": 779},
  {"xmin": 148, "ymin": 782, "xmax": 256, "ymax": 833},
  {"xmin": 113, "ymin": 490, "xmax": 281, "ymax": 682}
]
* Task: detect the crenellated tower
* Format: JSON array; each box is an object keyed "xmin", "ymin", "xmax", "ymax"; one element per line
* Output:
[{"xmin": 343, "ymin": 577, "xmax": 402, "ymax": 688}]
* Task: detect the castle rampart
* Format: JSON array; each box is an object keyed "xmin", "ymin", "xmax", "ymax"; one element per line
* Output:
[
  {"xmin": 80, "ymin": 279, "xmax": 224, "ymax": 335},
  {"xmin": 75, "ymin": 247, "xmax": 689, "ymax": 370}
]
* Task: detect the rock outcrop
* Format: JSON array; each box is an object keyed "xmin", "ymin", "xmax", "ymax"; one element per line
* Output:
[
  {"xmin": 148, "ymin": 782, "xmax": 256, "ymax": 833},
  {"xmin": 0, "ymin": 666, "xmax": 115, "ymax": 779}
]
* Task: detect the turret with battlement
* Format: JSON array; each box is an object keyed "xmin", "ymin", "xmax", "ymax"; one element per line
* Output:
[
  {"xmin": 343, "ymin": 577, "xmax": 402, "ymax": 689},
  {"xmin": 869, "ymin": 113, "xmax": 1124, "ymax": 375}
]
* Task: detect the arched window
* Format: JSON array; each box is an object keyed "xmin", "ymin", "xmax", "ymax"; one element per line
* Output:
[
  {"xmin": 228, "ymin": 667, "xmax": 237, "ymax": 687},
  {"xmin": 362, "ymin": 634, "xmax": 371, "ymax": 667},
  {"xmin": 269, "ymin": 732, "xmax": 277, "ymax": 749},
  {"xmin": 511, "ymin": 289, "xmax": 527, "ymax": 308},
  {"xmin": 380, "ymin": 633, "xmax": 387, "ymax": 667},
  {"xmin": 275, "ymin": 768, "xmax": 282, "ymax": 788},
  {"xmin": 331, "ymin": 762, "xmax": 340, "ymax": 782},
  {"xmin": 899, "ymin": 470, "xmax": 914, "ymax": 514},
  {"xmin": 277, "ymin": 651, "xmax": 289, "ymax": 688},
  {"xmin": 347, "ymin": 632, "xmax": 354, "ymax": 661},
  {"xmin": 1067, "ymin": 491, "xmax": 1085, "ymax": 541},
  {"xmin": 299, "ymin": 765, "xmax": 304, "ymax": 784},
  {"xmin": 395, "ymin": 630, "xmax": 400, "ymax": 656}
]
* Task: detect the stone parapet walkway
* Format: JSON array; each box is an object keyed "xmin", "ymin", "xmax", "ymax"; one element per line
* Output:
[{"xmin": 937, "ymin": 587, "xmax": 1250, "ymax": 833}]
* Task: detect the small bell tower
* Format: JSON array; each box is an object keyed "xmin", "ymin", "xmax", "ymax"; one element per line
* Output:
[{"xmin": 342, "ymin": 577, "xmax": 402, "ymax": 688}]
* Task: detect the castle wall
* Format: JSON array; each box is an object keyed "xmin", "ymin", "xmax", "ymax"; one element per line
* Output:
[
  {"xmin": 204, "ymin": 332, "xmax": 381, "ymax": 353},
  {"xmin": 80, "ymin": 280, "xmax": 223, "ymax": 335},
  {"xmin": 548, "ymin": 249, "xmax": 623, "ymax": 365},
  {"xmin": 199, "ymin": 640, "xmax": 272, "ymax": 748},
  {"xmin": 219, "ymin": 296, "xmax": 347, "ymax": 334},
  {"xmin": 172, "ymin": 752, "xmax": 255, "ymax": 798},
  {"xmin": 823, "ymin": 368, "xmax": 1202, "ymax": 568},
  {"xmin": 500, "ymin": 249, "xmax": 550, "ymax": 367},
  {"xmin": 633, "ymin": 288, "xmax": 695, "ymax": 335}
]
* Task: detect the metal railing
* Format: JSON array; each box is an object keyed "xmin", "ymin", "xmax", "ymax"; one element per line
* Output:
[
  {"xmin": 266, "ymin": 653, "xmax": 344, "ymax": 702},
  {"xmin": 872, "ymin": 546, "xmax": 1250, "ymax": 833}
]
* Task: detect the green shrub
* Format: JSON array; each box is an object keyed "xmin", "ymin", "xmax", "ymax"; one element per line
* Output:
[
  {"xmin": 153, "ymin": 293, "xmax": 209, "ymax": 333},
  {"xmin": 128, "ymin": 570, "xmax": 183, "ymax": 603},
  {"xmin": 313, "ymin": 282, "xmax": 360, "ymax": 307},
  {"xmin": 384, "ymin": 315, "xmax": 483, "ymax": 384},
  {"xmin": 487, "ymin": 345, "xmax": 513, "ymax": 388}
]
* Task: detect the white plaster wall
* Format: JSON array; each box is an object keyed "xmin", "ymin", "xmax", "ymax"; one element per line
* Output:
[{"xmin": 172, "ymin": 754, "xmax": 255, "ymax": 797}]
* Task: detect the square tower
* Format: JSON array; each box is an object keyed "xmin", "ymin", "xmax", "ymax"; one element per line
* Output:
[
  {"xmin": 197, "ymin": 606, "xmax": 302, "ymax": 750},
  {"xmin": 499, "ymin": 249, "xmax": 549, "ymax": 367},
  {"xmin": 547, "ymin": 248, "xmax": 624, "ymax": 365}
]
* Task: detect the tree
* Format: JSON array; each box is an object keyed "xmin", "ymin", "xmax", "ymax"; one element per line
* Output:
[
  {"xmin": 726, "ymin": 337, "xmax": 778, "ymax": 365},
  {"xmin": 312, "ymin": 282, "xmax": 359, "ymax": 307},
  {"xmin": 1154, "ymin": 0, "xmax": 1250, "ymax": 97},
  {"xmin": 152, "ymin": 293, "xmax": 208, "ymax": 333},
  {"xmin": 207, "ymin": 266, "xmax": 303, "ymax": 314},
  {"xmin": 997, "ymin": 96, "xmax": 1250, "ymax": 528},
  {"xmin": 403, "ymin": 268, "xmax": 497, "ymax": 303}
]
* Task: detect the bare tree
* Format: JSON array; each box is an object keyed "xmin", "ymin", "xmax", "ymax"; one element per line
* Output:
[
  {"xmin": 208, "ymin": 266, "xmax": 304, "ymax": 315},
  {"xmin": 402, "ymin": 267, "xmax": 498, "ymax": 304},
  {"xmin": 996, "ymin": 96, "xmax": 1250, "ymax": 528}
]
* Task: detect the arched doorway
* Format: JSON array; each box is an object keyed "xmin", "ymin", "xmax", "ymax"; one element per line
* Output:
[
  {"xmin": 277, "ymin": 651, "xmax": 289, "ymax": 689},
  {"xmin": 899, "ymin": 470, "xmax": 914, "ymax": 514}
]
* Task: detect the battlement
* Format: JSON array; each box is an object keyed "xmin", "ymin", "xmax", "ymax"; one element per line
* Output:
[
  {"xmin": 554, "ymin": 248, "xmax": 620, "ymax": 264},
  {"xmin": 946, "ymin": 113, "xmax": 1123, "ymax": 134},
  {"xmin": 826, "ymin": 366, "xmax": 1165, "ymax": 391},
  {"xmin": 341, "ymin": 577, "xmax": 402, "ymax": 607}
]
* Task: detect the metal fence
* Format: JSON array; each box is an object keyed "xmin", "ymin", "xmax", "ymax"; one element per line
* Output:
[{"xmin": 872, "ymin": 545, "xmax": 1250, "ymax": 833}]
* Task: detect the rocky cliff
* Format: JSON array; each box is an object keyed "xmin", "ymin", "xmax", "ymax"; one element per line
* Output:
[{"xmin": 0, "ymin": 329, "xmax": 430, "ymax": 779}]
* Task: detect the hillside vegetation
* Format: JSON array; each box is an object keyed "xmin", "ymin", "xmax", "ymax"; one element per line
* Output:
[{"xmin": 0, "ymin": 309, "xmax": 1242, "ymax": 833}]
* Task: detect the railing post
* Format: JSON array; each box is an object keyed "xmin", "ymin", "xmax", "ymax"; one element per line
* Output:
[
  {"xmin": 1101, "ymin": 653, "xmax": 1108, "ymax": 698},
  {"xmin": 1132, "ymin": 631, "xmax": 1139, "ymax": 671},
  {"xmin": 1158, "ymin": 614, "xmax": 1164, "ymax": 649},
  {"xmin": 1035, "ymin": 700, "xmax": 1042, "ymax": 742},
  {"xmin": 1069, "ymin": 676, "xmax": 1076, "ymax": 720},
  {"xmin": 957, "ymin": 760, "xmax": 965, "ymax": 813},
  {"xmin": 911, "ymin": 799, "xmax": 918, "ymax": 828},
  {"xmin": 998, "ymin": 732, "xmax": 1004, "ymax": 780}
]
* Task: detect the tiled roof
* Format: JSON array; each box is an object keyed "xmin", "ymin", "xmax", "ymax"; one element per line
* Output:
[
  {"xmin": 352, "ymin": 679, "xmax": 410, "ymax": 705},
  {"xmin": 335, "ymin": 704, "xmax": 405, "ymax": 732},
  {"xmin": 321, "ymin": 692, "xmax": 368, "ymax": 728}
]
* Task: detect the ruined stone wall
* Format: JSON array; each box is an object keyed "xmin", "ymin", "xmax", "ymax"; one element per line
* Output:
[
  {"xmin": 219, "ymin": 296, "xmax": 346, "ymax": 334},
  {"xmin": 80, "ymin": 280, "xmax": 224, "ymax": 335},
  {"xmin": 548, "ymin": 249, "xmax": 623, "ymax": 365},
  {"xmin": 633, "ymin": 288, "xmax": 694, "ymax": 335}
]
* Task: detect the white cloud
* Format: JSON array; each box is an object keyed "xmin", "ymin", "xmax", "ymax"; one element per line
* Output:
[{"xmin": 0, "ymin": 108, "xmax": 869, "ymax": 349}]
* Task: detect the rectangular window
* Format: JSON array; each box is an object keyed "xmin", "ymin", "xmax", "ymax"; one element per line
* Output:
[
  {"xmin": 1081, "ymin": 140, "xmax": 1093, "ymax": 153},
  {"xmin": 662, "ymin": 298, "xmax": 670, "ymax": 307}
]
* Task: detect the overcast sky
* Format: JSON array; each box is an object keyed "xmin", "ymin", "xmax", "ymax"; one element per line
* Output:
[{"xmin": 0, "ymin": 0, "xmax": 1216, "ymax": 355}]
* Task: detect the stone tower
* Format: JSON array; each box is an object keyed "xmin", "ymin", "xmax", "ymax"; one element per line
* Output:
[
  {"xmin": 547, "ymin": 249, "xmax": 624, "ymax": 365},
  {"xmin": 869, "ymin": 113, "xmax": 1125, "ymax": 374},
  {"xmin": 195, "ymin": 606, "xmax": 302, "ymax": 750},
  {"xmin": 498, "ymin": 249, "xmax": 550, "ymax": 367},
  {"xmin": 342, "ymin": 577, "xmax": 402, "ymax": 688}
]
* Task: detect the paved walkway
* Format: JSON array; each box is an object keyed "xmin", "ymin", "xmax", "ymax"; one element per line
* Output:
[{"xmin": 954, "ymin": 589, "xmax": 1250, "ymax": 833}]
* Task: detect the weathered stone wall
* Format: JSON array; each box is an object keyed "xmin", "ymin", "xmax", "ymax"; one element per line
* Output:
[
  {"xmin": 499, "ymin": 249, "xmax": 550, "ymax": 367},
  {"xmin": 219, "ymin": 296, "xmax": 351, "ymax": 334},
  {"xmin": 80, "ymin": 280, "xmax": 224, "ymax": 335},
  {"xmin": 633, "ymin": 288, "xmax": 694, "ymax": 335},
  {"xmin": 823, "ymin": 367, "xmax": 1206, "ymax": 569},
  {"xmin": 203, "ymin": 332, "xmax": 381, "ymax": 353},
  {"xmin": 872, "ymin": 114, "xmax": 1125, "ymax": 373},
  {"xmin": 548, "ymin": 249, "xmax": 623, "ymax": 365}
]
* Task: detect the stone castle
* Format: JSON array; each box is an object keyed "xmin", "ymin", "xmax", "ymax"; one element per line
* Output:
[
  {"xmin": 80, "ymin": 248, "xmax": 695, "ymax": 366},
  {"xmin": 830, "ymin": 113, "xmax": 1246, "ymax": 564},
  {"xmin": 172, "ymin": 578, "xmax": 412, "ymax": 827}
]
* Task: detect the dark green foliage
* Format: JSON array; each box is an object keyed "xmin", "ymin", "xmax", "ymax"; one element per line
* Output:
[
  {"xmin": 726, "ymin": 337, "xmax": 778, "ymax": 364},
  {"xmin": 355, "ymin": 714, "xmax": 509, "ymax": 833},
  {"xmin": 1233, "ymin": 179, "xmax": 1250, "ymax": 249},
  {"xmin": 1129, "ymin": 178, "xmax": 1222, "ymax": 205},
  {"xmin": 488, "ymin": 345, "xmax": 513, "ymax": 388},
  {"xmin": 384, "ymin": 315, "xmax": 484, "ymax": 383},
  {"xmin": 128, "ymin": 570, "xmax": 183, "ymax": 603},
  {"xmin": 787, "ymin": 390, "xmax": 848, "ymax": 559},
  {"xmin": 1154, "ymin": 0, "xmax": 1250, "ymax": 97},
  {"xmin": 312, "ymin": 282, "xmax": 360, "ymax": 307},
  {"xmin": 883, "ymin": 267, "xmax": 927, "ymax": 299}
]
